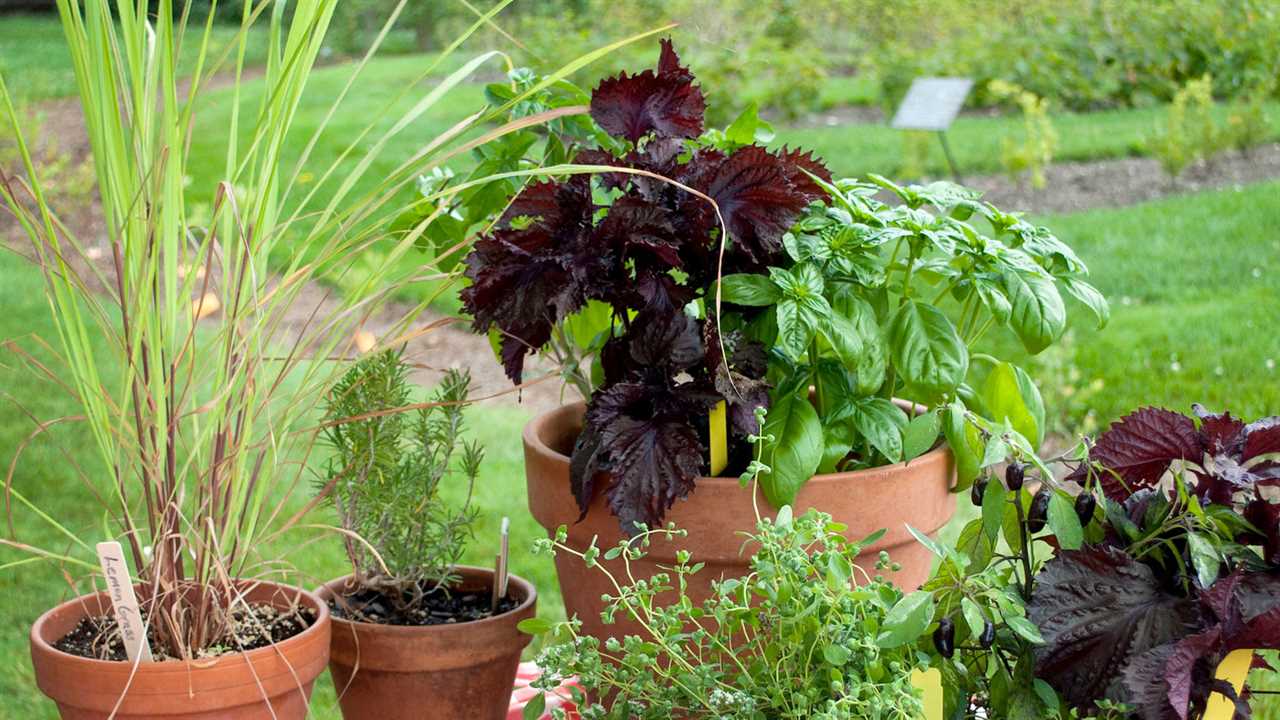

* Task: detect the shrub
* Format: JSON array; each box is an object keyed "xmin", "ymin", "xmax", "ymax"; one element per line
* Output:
[
  {"xmin": 1147, "ymin": 75, "xmax": 1226, "ymax": 178},
  {"xmin": 988, "ymin": 79, "xmax": 1057, "ymax": 189}
]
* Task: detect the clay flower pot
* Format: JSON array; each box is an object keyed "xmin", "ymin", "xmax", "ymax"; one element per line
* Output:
[
  {"xmin": 29, "ymin": 580, "xmax": 331, "ymax": 720},
  {"xmin": 317, "ymin": 566, "xmax": 537, "ymax": 720},
  {"xmin": 525, "ymin": 401, "xmax": 956, "ymax": 643}
]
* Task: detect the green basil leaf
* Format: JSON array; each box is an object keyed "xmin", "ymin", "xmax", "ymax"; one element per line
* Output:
[
  {"xmin": 888, "ymin": 299, "xmax": 968, "ymax": 400},
  {"xmin": 818, "ymin": 419, "xmax": 853, "ymax": 474},
  {"xmin": 761, "ymin": 394, "xmax": 823, "ymax": 507},
  {"xmin": 724, "ymin": 100, "xmax": 775, "ymax": 145},
  {"xmin": 850, "ymin": 397, "xmax": 908, "ymax": 463},
  {"xmin": 1002, "ymin": 268, "xmax": 1066, "ymax": 354},
  {"xmin": 1061, "ymin": 275, "xmax": 1110, "ymax": 329},
  {"xmin": 902, "ymin": 409, "xmax": 941, "ymax": 461},
  {"xmin": 719, "ymin": 273, "xmax": 781, "ymax": 306},
  {"xmin": 981, "ymin": 362, "xmax": 1041, "ymax": 451},
  {"xmin": 774, "ymin": 299, "xmax": 812, "ymax": 362}
]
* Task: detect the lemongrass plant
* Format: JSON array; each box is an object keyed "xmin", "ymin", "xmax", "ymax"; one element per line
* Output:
[{"xmin": 0, "ymin": 0, "xmax": 669, "ymax": 660}]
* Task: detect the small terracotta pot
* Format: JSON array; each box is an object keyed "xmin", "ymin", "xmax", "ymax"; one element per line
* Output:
[
  {"xmin": 317, "ymin": 566, "xmax": 537, "ymax": 720},
  {"xmin": 525, "ymin": 401, "xmax": 956, "ymax": 643},
  {"xmin": 29, "ymin": 580, "xmax": 331, "ymax": 720}
]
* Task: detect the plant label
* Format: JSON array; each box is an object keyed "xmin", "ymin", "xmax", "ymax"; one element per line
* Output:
[
  {"xmin": 709, "ymin": 401, "xmax": 728, "ymax": 476},
  {"xmin": 891, "ymin": 78, "xmax": 973, "ymax": 132},
  {"xmin": 910, "ymin": 667, "xmax": 943, "ymax": 719},
  {"xmin": 95, "ymin": 541, "xmax": 153, "ymax": 663},
  {"xmin": 1205, "ymin": 649, "xmax": 1252, "ymax": 719}
]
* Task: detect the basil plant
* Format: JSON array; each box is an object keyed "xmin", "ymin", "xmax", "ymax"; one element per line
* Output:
[{"xmin": 716, "ymin": 175, "xmax": 1108, "ymax": 506}]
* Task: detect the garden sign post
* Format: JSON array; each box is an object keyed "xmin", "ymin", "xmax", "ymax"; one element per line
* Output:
[{"xmin": 890, "ymin": 77, "xmax": 974, "ymax": 182}]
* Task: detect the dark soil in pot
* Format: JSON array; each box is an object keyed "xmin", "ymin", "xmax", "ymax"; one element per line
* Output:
[
  {"xmin": 317, "ymin": 567, "xmax": 537, "ymax": 720},
  {"xmin": 53, "ymin": 604, "xmax": 317, "ymax": 661},
  {"xmin": 329, "ymin": 581, "xmax": 519, "ymax": 626}
]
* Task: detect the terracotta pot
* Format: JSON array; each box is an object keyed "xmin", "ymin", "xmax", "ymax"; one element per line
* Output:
[
  {"xmin": 525, "ymin": 401, "xmax": 956, "ymax": 643},
  {"xmin": 29, "ymin": 580, "xmax": 331, "ymax": 720},
  {"xmin": 317, "ymin": 566, "xmax": 537, "ymax": 720}
]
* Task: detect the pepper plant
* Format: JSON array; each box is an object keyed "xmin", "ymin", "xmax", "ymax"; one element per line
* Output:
[
  {"xmin": 716, "ymin": 175, "xmax": 1109, "ymax": 506},
  {"xmin": 917, "ymin": 404, "xmax": 1280, "ymax": 719}
]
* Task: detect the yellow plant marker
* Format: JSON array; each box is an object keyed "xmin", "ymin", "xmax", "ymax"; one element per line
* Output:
[
  {"xmin": 911, "ymin": 667, "xmax": 943, "ymax": 720},
  {"xmin": 709, "ymin": 401, "xmax": 728, "ymax": 476},
  {"xmin": 1205, "ymin": 649, "xmax": 1253, "ymax": 719}
]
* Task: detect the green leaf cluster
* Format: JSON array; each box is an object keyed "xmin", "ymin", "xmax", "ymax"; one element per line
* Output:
[{"xmin": 718, "ymin": 176, "xmax": 1105, "ymax": 504}]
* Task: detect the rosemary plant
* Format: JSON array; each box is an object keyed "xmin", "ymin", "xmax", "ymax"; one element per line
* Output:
[{"xmin": 322, "ymin": 352, "xmax": 482, "ymax": 608}]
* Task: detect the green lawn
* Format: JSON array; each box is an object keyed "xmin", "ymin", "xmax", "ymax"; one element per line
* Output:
[{"xmin": 981, "ymin": 181, "xmax": 1280, "ymax": 434}]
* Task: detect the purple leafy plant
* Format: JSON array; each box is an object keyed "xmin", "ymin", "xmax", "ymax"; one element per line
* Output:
[
  {"xmin": 1032, "ymin": 405, "xmax": 1280, "ymax": 719},
  {"xmin": 461, "ymin": 40, "xmax": 829, "ymax": 532}
]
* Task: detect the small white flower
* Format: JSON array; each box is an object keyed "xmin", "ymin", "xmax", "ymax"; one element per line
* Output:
[
  {"xmin": 1170, "ymin": 361, "xmax": 1182, "ymax": 372},
  {"xmin": 1267, "ymin": 358, "xmax": 1276, "ymax": 371}
]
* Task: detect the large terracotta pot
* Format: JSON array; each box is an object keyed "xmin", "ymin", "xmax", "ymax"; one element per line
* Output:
[
  {"xmin": 29, "ymin": 580, "xmax": 331, "ymax": 720},
  {"xmin": 525, "ymin": 401, "xmax": 956, "ymax": 642},
  {"xmin": 317, "ymin": 566, "xmax": 536, "ymax": 720}
]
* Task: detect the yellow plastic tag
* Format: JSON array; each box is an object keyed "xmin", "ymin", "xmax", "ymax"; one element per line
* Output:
[
  {"xmin": 709, "ymin": 401, "xmax": 728, "ymax": 476},
  {"xmin": 911, "ymin": 667, "xmax": 943, "ymax": 720},
  {"xmin": 1205, "ymin": 649, "xmax": 1253, "ymax": 719}
]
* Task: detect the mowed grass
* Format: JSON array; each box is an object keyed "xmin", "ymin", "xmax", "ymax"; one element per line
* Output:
[
  {"xmin": 977, "ymin": 181, "xmax": 1280, "ymax": 432},
  {"xmin": 0, "ymin": 247, "xmax": 560, "ymax": 717}
]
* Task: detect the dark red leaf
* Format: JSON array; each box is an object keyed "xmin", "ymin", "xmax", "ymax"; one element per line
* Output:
[
  {"xmin": 460, "ymin": 176, "xmax": 606, "ymax": 383},
  {"xmin": 589, "ymin": 41, "xmax": 705, "ymax": 143},
  {"xmin": 595, "ymin": 194, "xmax": 683, "ymax": 268},
  {"xmin": 1244, "ymin": 417, "xmax": 1280, "ymax": 461},
  {"xmin": 1030, "ymin": 546, "xmax": 1197, "ymax": 711},
  {"xmin": 1083, "ymin": 407, "xmax": 1204, "ymax": 500},
  {"xmin": 683, "ymin": 145, "xmax": 827, "ymax": 270},
  {"xmin": 1243, "ymin": 499, "xmax": 1280, "ymax": 566},
  {"xmin": 571, "ymin": 381, "xmax": 714, "ymax": 532},
  {"xmin": 776, "ymin": 145, "xmax": 834, "ymax": 198},
  {"xmin": 1195, "ymin": 406, "xmax": 1247, "ymax": 456},
  {"xmin": 656, "ymin": 37, "xmax": 691, "ymax": 80}
]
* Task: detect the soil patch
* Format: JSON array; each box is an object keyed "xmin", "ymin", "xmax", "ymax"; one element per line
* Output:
[
  {"xmin": 961, "ymin": 143, "xmax": 1280, "ymax": 215},
  {"xmin": 54, "ymin": 603, "xmax": 318, "ymax": 661},
  {"xmin": 331, "ymin": 582, "xmax": 519, "ymax": 626}
]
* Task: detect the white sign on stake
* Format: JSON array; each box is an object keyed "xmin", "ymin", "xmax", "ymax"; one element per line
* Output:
[{"xmin": 95, "ymin": 541, "xmax": 153, "ymax": 663}]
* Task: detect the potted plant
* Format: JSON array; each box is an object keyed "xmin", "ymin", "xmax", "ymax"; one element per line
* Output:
[
  {"xmin": 1, "ymin": 1, "xmax": 608, "ymax": 716},
  {"xmin": 916, "ymin": 404, "xmax": 1280, "ymax": 718},
  {"xmin": 460, "ymin": 40, "xmax": 1106, "ymax": 641},
  {"xmin": 314, "ymin": 353, "xmax": 536, "ymax": 720},
  {"xmin": 521, "ymin": 417, "xmax": 937, "ymax": 719}
]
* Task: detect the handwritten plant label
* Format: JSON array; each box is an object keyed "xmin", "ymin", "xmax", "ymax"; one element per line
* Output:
[{"xmin": 95, "ymin": 541, "xmax": 153, "ymax": 663}]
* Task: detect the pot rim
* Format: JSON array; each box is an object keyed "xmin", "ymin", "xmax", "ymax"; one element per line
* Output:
[
  {"xmin": 316, "ymin": 565, "xmax": 537, "ymax": 633},
  {"xmin": 29, "ymin": 578, "xmax": 330, "ymax": 675},
  {"xmin": 524, "ymin": 400, "xmax": 953, "ymax": 487}
]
